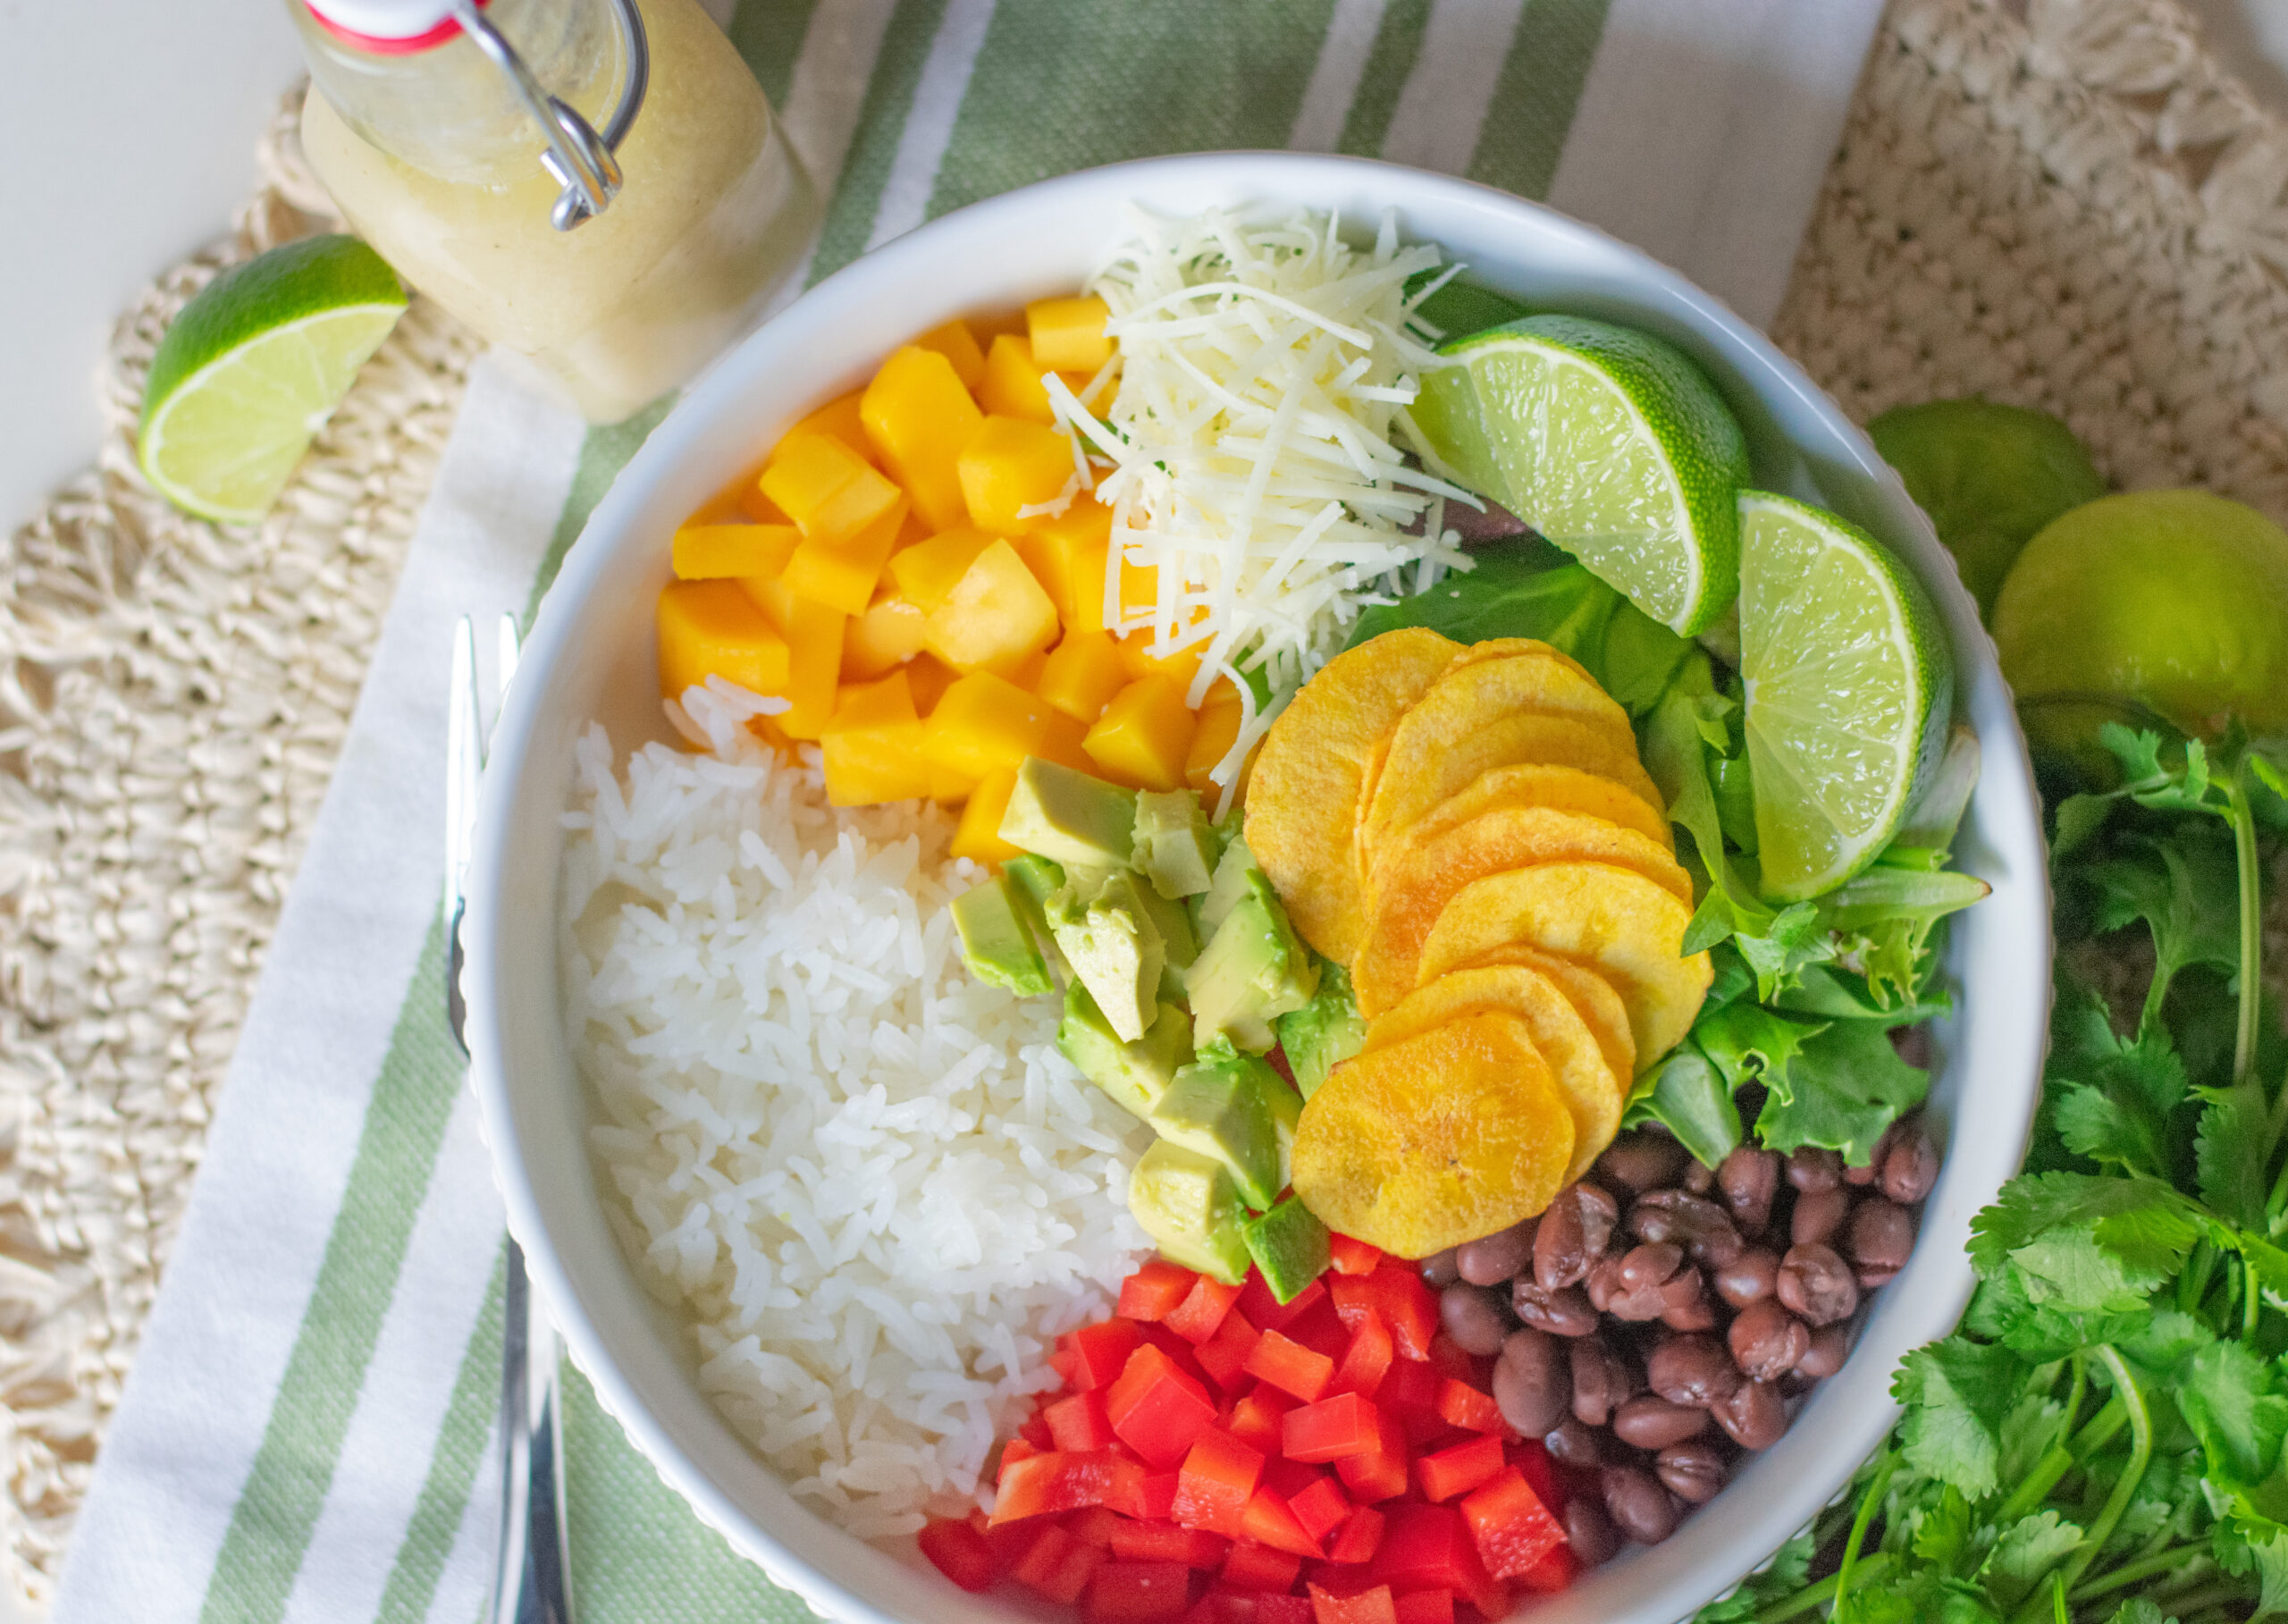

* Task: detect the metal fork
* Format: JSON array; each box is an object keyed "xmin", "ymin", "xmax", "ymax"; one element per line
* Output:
[{"xmin": 447, "ymin": 612, "xmax": 576, "ymax": 1624}]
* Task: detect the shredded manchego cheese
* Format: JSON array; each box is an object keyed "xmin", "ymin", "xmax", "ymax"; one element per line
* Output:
[{"xmin": 1046, "ymin": 207, "xmax": 1476, "ymax": 812}]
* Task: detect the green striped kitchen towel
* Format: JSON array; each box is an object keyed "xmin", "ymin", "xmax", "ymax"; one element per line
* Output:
[{"xmin": 54, "ymin": 1, "xmax": 1881, "ymax": 1619}]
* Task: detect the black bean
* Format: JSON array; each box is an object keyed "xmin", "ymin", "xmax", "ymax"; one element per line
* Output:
[
  {"xmin": 1658, "ymin": 1269, "xmax": 1718, "ymax": 1333},
  {"xmin": 1597, "ymin": 1132, "xmax": 1687, "ymax": 1194},
  {"xmin": 1512, "ymin": 1280, "xmax": 1599, "ymax": 1337},
  {"xmin": 1493, "ymin": 1327, "xmax": 1571, "ymax": 1436},
  {"xmin": 1458, "ymin": 1218, "xmax": 1536, "ymax": 1286},
  {"xmin": 1602, "ymin": 1465, "xmax": 1680, "ymax": 1544},
  {"xmin": 1632, "ymin": 1190, "xmax": 1743, "ymax": 1266},
  {"xmin": 1648, "ymin": 1334, "xmax": 1741, "ymax": 1407},
  {"xmin": 1418, "ymin": 1248, "xmax": 1461, "ymax": 1288},
  {"xmin": 1881, "ymin": 1124, "xmax": 1939, "ymax": 1205},
  {"xmin": 1656, "ymin": 1438, "xmax": 1729, "ymax": 1503},
  {"xmin": 1534, "ymin": 1184, "xmax": 1618, "ymax": 1291},
  {"xmin": 1544, "ymin": 1417, "xmax": 1603, "ymax": 1468},
  {"xmin": 1612, "ymin": 1393, "xmax": 1710, "ymax": 1450},
  {"xmin": 1714, "ymin": 1248, "xmax": 1781, "ymax": 1309},
  {"xmin": 1778, "ymin": 1243, "xmax": 1859, "ymax": 1326},
  {"xmin": 1790, "ymin": 1186, "xmax": 1850, "ymax": 1248},
  {"xmin": 1683, "ymin": 1157, "xmax": 1717, "ymax": 1195},
  {"xmin": 1797, "ymin": 1322, "xmax": 1851, "ymax": 1379},
  {"xmin": 1441, "ymin": 1282, "xmax": 1511, "ymax": 1356},
  {"xmin": 1608, "ymin": 1245, "xmax": 1680, "ymax": 1322},
  {"xmin": 1890, "ymin": 1025, "xmax": 1932, "ymax": 1068},
  {"xmin": 1562, "ymin": 1497, "xmax": 1621, "ymax": 1565},
  {"xmin": 1570, "ymin": 1337, "xmax": 1629, "ymax": 1427},
  {"xmin": 1847, "ymin": 1198, "xmax": 1916, "ymax": 1275},
  {"xmin": 1718, "ymin": 1147, "xmax": 1780, "ymax": 1237},
  {"xmin": 1714, "ymin": 1377, "xmax": 1788, "ymax": 1449},
  {"xmin": 1728, "ymin": 1299, "xmax": 1809, "ymax": 1381},
  {"xmin": 1787, "ymin": 1147, "xmax": 1843, "ymax": 1193}
]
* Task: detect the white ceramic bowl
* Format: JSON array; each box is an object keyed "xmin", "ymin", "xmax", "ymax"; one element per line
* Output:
[{"xmin": 467, "ymin": 152, "xmax": 2052, "ymax": 1624}]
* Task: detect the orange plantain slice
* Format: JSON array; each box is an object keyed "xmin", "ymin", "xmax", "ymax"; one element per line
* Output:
[
  {"xmin": 1400, "ymin": 762, "xmax": 1672, "ymax": 861},
  {"xmin": 1352, "ymin": 805, "xmax": 1695, "ymax": 1015},
  {"xmin": 1417, "ymin": 862, "xmax": 1712, "ymax": 1065},
  {"xmin": 1247, "ymin": 627, "xmax": 1460, "ymax": 963},
  {"xmin": 1365, "ymin": 963, "xmax": 1625, "ymax": 1182},
  {"xmin": 1460, "ymin": 943, "xmax": 1638, "ymax": 1084},
  {"xmin": 1293, "ymin": 1010, "xmax": 1575, "ymax": 1256}
]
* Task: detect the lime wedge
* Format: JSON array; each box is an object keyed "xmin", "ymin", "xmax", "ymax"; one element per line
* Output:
[
  {"xmin": 139, "ymin": 234, "xmax": 408, "ymax": 525},
  {"xmin": 1409, "ymin": 314, "xmax": 1750, "ymax": 635},
  {"xmin": 1738, "ymin": 492, "xmax": 1952, "ymax": 901}
]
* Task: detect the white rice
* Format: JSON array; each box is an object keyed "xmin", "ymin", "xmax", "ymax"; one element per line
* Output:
[{"xmin": 559, "ymin": 682, "xmax": 1153, "ymax": 1539}]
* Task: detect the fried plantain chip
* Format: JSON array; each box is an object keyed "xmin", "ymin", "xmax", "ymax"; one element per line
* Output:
[
  {"xmin": 1417, "ymin": 862, "xmax": 1712, "ymax": 1065},
  {"xmin": 1402, "ymin": 762, "xmax": 1671, "ymax": 858},
  {"xmin": 1459, "ymin": 943, "xmax": 1637, "ymax": 1084},
  {"xmin": 1247, "ymin": 627, "xmax": 1459, "ymax": 963},
  {"xmin": 1292, "ymin": 1011, "xmax": 1575, "ymax": 1256},
  {"xmin": 1365, "ymin": 963, "xmax": 1624, "ymax": 1182},
  {"xmin": 1352, "ymin": 805, "xmax": 1695, "ymax": 1015}
]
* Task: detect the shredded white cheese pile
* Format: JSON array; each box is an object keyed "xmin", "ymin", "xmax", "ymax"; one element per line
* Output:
[{"xmin": 1047, "ymin": 207, "xmax": 1476, "ymax": 808}]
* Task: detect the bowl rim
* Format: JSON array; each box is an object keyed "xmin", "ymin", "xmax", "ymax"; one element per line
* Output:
[{"xmin": 466, "ymin": 148, "xmax": 2052, "ymax": 1624}]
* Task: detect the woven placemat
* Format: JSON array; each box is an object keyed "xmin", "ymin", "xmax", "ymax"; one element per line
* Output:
[{"xmin": 3, "ymin": 0, "xmax": 2284, "ymax": 1603}]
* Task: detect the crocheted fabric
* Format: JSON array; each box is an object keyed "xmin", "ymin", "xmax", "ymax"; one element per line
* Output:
[{"xmin": 4, "ymin": 0, "xmax": 2287, "ymax": 1603}]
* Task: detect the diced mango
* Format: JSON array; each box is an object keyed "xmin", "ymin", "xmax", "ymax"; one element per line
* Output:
[
  {"xmin": 782, "ymin": 492, "xmax": 910, "ymax": 615},
  {"xmin": 914, "ymin": 318, "xmax": 987, "ymax": 391},
  {"xmin": 921, "ymin": 671, "xmax": 1065, "ymax": 781},
  {"xmin": 845, "ymin": 591, "xmax": 929, "ymax": 680},
  {"xmin": 736, "ymin": 477, "xmax": 790, "ymax": 526},
  {"xmin": 658, "ymin": 579, "xmax": 793, "ymax": 701},
  {"xmin": 821, "ymin": 669, "xmax": 933, "ymax": 806},
  {"xmin": 979, "ymin": 335, "xmax": 1093, "ymax": 425},
  {"xmin": 1027, "ymin": 295, "xmax": 1115, "ymax": 372},
  {"xmin": 960, "ymin": 417, "xmax": 1075, "ymax": 534},
  {"xmin": 1116, "ymin": 625, "xmax": 1208, "ymax": 694},
  {"xmin": 672, "ymin": 523, "xmax": 798, "ymax": 581},
  {"xmin": 862, "ymin": 346, "xmax": 983, "ymax": 532},
  {"xmin": 742, "ymin": 576, "xmax": 846, "ymax": 738},
  {"xmin": 1186, "ymin": 681, "xmax": 1258, "ymax": 805},
  {"xmin": 951, "ymin": 768, "xmax": 1024, "ymax": 866},
  {"xmin": 760, "ymin": 433, "xmax": 902, "ymax": 544},
  {"xmin": 907, "ymin": 652, "xmax": 959, "ymax": 717},
  {"xmin": 785, "ymin": 391, "xmax": 878, "ymax": 466},
  {"xmin": 1017, "ymin": 497, "xmax": 1115, "ymax": 633},
  {"xmin": 1038, "ymin": 628, "xmax": 1129, "ymax": 724},
  {"xmin": 889, "ymin": 526, "xmax": 999, "ymax": 611},
  {"xmin": 924, "ymin": 539, "xmax": 1060, "ymax": 676},
  {"xmin": 1083, "ymin": 675, "xmax": 1197, "ymax": 792}
]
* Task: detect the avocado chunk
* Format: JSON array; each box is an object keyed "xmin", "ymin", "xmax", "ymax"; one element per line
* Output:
[
  {"xmin": 1000, "ymin": 756, "xmax": 1139, "ymax": 870},
  {"xmin": 1133, "ymin": 790, "xmax": 1219, "ymax": 900},
  {"xmin": 1129, "ymin": 1140, "xmax": 1251, "ymax": 1284},
  {"xmin": 1276, "ymin": 959, "xmax": 1367, "ymax": 1101},
  {"xmin": 1001, "ymin": 853, "xmax": 1068, "ymax": 980},
  {"xmin": 1193, "ymin": 832, "xmax": 1258, "ymax": 938},
  {"xmin": 1150, "ymin": 1047, "xmax": 1293, "ymax": 1211},
  {"xmin": 1128, "ymin": 869, "xmax": 1199, "ymax": 1003},
  {"xmin": 1242, "ymin": 1198, "xmax": 1333, "ymax": 1304},
  {"xmin": 951, "ymin": 875, "xmax": 1054, "ymax": 996},
  {"xmin": 1058, "ymin": 983, "xmax": 1194, "ymax": 1120},
  {"xmin": 1186, "ymin": 871, "xmax": 1320, "ymax": 1054},
  {"xmin": 1047, "ymin": 869, "xmax": 1165, "ymax": 1043}
]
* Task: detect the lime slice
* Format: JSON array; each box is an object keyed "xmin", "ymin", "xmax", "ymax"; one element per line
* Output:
[
  {"xmin": 139, "ymin": 234, "xmax": 408, "ymax": 525},
  {"xmin": 1409, "ymin": 314, "xmax": 1750, "ymax": 635},
  {"xmin": 1738, "ymin": 491, "xmax": 1952, "ymax": 901}
]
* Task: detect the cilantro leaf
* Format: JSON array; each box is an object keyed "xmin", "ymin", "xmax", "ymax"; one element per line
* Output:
[
  {"xmin": 1755, "ymin": 1017, "xmax": 1930, "ymax": 1165},
  {"xmin": 2178, "ymin": 1341, "xmax": 2288, "ymax": 1492},
  {"xmin": 2087, "ymin": 828, "xmax": 2241, "ymax": 1025},
  {"xmin": 2250, "ymin": 1527, "xmax": 2288, "ymax": 1619},
  {"xmin": 2197, "ymin": 1080, "xmax": 2277, "ymax": 1229},
  {"xmin": 2104, "ymin": 1602, "xmax": 2175, "ymax": 1624},
  {"xmin": 1978, "ymin": 1510, "xmax": 2084, "ymax": 1611},
  {"xmin": 1968, "ymin": 1173, "xmax": 2200, "ymax": 1310},
  {"xmin": 1894, "ymin": 1339, "xmax": 2031, "ymax": 1497},
  {"xmin": 2052, "ymin": 1081, "xmax": 2171, "ymax": 1179}
]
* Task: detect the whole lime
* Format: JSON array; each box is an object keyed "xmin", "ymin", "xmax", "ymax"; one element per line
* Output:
[{"xmin": 1992, "ymin": 490, "xmax": 2288, "ymax": 755}]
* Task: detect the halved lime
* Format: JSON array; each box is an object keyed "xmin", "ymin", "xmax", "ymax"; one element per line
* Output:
[
  {"xmin": 1409, "ymin": 314, "xmax": 1750, "ymax": 635},
  {"xmin": 138, "ymin": 234, "xmax": 408, "ymax": 525},
  {"xmin": 1738, "ymin": 491, "xmax": 1952, "ymax": 901}
]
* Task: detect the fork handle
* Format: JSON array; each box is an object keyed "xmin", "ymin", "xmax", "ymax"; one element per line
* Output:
[{"xmin": 493, "ymin": 1241, "xmax": 575, "ymax": 1624}]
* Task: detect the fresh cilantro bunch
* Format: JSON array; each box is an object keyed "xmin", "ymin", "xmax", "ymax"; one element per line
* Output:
[{"xmin": 1703, "ymin": 726, "xmax": 2288, "ymax": 1624}]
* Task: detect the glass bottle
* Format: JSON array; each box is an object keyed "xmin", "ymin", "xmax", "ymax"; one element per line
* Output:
[{"xmin": 291, "ymin": 0, "xmax": 818, "ymax": 422}]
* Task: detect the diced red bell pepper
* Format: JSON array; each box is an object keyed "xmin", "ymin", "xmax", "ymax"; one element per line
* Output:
[
  {"xmin": 1424, "ymin": 1334, "xmax": 1474, "ymax": 1384},
  {"xmin": 1288, "ymin": 1475, "xmax": 1352, "ymax": 1545},
  {"xmin": 1089, "ymin": 1561, "xmax": 1197, "ymax": 1624},
  {"xmin": 1023, "ymin": 1409, "xmax": 1059, "ymax": 1450},
  {"xmin": 1459, "ymin": 1466, "xmax": 1566, "ymax": 1582},
  {"xmin": 1068, "ymin": 1319, "xmax": 1148, "ymax": 1392},
  {"xmin": 1241, "ymin": 1487, "xmax": 1322, "ymax": 1558},
  {"xmin": 1379, "ymin": 1358, "xmax": 1442, "ymax": 1418},
  {"xmin": 1222, "ymin": 1541, "xmax": 1306, "ymax": 1594},
  {"xmin": 1309, "ymin": 1581, "xmax": 1399, "ymax": 1624},
  {"xmin": 1003, "ymin": 1435, "xmax": 1043, "ymax": 1471},
  {"xmin": 1197, "ymin": 1310, "xmax": 1263, "ymax": 1393},
  {"xmin": 1123, "ymin": 1260, "xmax": 1204, "ymax": 1322},
  {"xmin": 1327, "ymin": 1506, "xmax": 1385, "ymax": 1567},
  {"xmin": 1228, "ymin": 1384, "xmax": 1294, "ymax": 1455},
  {"xmin": 1169, "ymin": 1275, "xmax": 1248, "ymax": 1344},
  {"xmin": 995, "ymin": 1448, "xmax": 1148, "ymax": 1524},
  {"xmin": 1513, "ymin": 1541, "xmax": 1578, "ymax": 1595},
  {"xmin": 1283, "ymin": 1393, "xmax": 1384, "ymax": 1463},
  {"xmin": 1241, "ymin": 1272, "xmax": 1328, "ymax": 1333},
  {"xmin": 1373, "ymin": 1505, "xmax": 1502, "ymax": 1616},
  {"xmin": 1111, "ymin": 1343, "xmax": 1221, "ymax": 1468},
  {"xmin": 1140, "ymin": 1471, "xmax": 1182, "ymax": 1521},
  {"xmin": 1258, "ymin": 1594, "xmax": 1316, "ymax": 1624},
  {"xmin": 1392, "ymin": 1589, "xmax": 1454, "ymax": 1624},
  {"xmin": 1333, "ymin": 1311, "xmax": 1394, "ymax": 1401},
  {"xmin": 1114, "ymin": 1519, "xmax": 1235, "ymax": 1569},
  {"xmin": 1509, "ymin": 1440, "xmax": 1564, "ymax": 1513},
  {"xmin": 1017, "ymin": 1522, "xmax": 1110, "ymax": 1604},
  {"xmin": 1283, "ymin": 1298, "xmax": 1352, "ymax": 1363},
  {"xmin": 1264, "ymin": 1456, "xmax": 1325, "ymax": 1499},
  {"xmin": 1417, "ymin": 1435, "xmax": 1505, "ymax": 1503},
  {"xmin": 1068, "ymin": 1506, "xmax": 1126, "ymax": 1548},
  {"xmin": 1052, "ymin": 1343, "xmax": 1083, "ymax": 1390},
  {"xmin": 1247, "ymin": 1331, "xmax": 1336, "ymax": 1403},
  {"xmin": 920, "ymin": 1517, "xmax": 999, "ymax": 1592},
  {"xmin": 1048, "ymin": 1389, "xmax": 1121, "ymax": 1452},
  {"xmin": 1328, "ymin": 1235, "xmax": 1384, "ymax": 1275},
  {"xmin": 977, "ymin": 1503, "xmax": 1038, "ymax": 1565},
  {"xmin": 1333, "ymin": 1409, "xmax": 1409, "ymax": 1503},
  {"xmin": 1434, "ymin": 1381, "xmax": 1502, "ymax": 1438},
  {"xmin": 1174, "ymin": 1427, "xmax": 1266, "ymax": 1537},
  {"xmin": 1191, "ymin": 1591, "xmax": 1261, "ymax": 1624},
  {"xmin": 1140, "ymin": 1324, "xmax": 1218, "ymax": 1388},
  {"xmin": 1367, "ymin": 1266, "xmax": 1438, "ymax": 1360}
]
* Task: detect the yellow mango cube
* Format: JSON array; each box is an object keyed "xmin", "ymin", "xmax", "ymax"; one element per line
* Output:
[
  {"xmin": 782, "ymin": 492, "xmax": 910, "ymax": 616},
  {"xmin": 921, "ymin": 671, "xmax": 1063, "ymax": 781},
  {"xmin": 844, "ymin": 590, "xmax": 929, "ymax": 681},
  {"xmin": 978, "ymin": 334, "xmax": 1090, "ymax": 425},
  {"xmin": 924, "ymin": 539, "xmax": 1060, "ymax": 676},
  {"xmin": 960, "ymin": 417, "xmax": 1077, "ymax": 534},
  {"xmin": 1017, "ymin": 497, "xmax": 1115, "ymax": 633},
  {"xmin": 862, "ymin": 346, "xmax": 984, "ymax": 532},
  {"xmin": 672, "ymin": 523, "xmax": 798, "ymax": 581},
  {"xmin": 760, "ymin": 433, "xmax": 902, "ymax": 544},
  {"xmin": 914, "ymin": 318, "xmax": 987, "ymax": 391},
  {"xmin": 1116, "ymin": 623, "xmax": 1208, "ymax": 694},
  {"xmin": 907, "ymin": 652, "xmax": 959, "ymax": 717},
  {"xmin": 1027, "ymin": 295, "xmax": 1115, "ymax": 372},
  {"xmin": 1038, "ymin": 628, "xmax": 1129, "ymax": 724},
  {"xmin": 951, "ymin": 767, "xmax": 1023, "ymax": 867},
  {"xmin": 741, "ymin": 576, "xmax": 845, "ymax": 739},
  {"xmin": 889, "ymin": 526, "xmax": 999, "ymax": 611},
  {"xmin": 785, "ymin": 391, "xmax": 878, "ymax": 466},
  {"xmin": 821, "ymin": 669, "xmax": 933, "ymax": 806},
  {"xmin": 657, "ymin": 579, "xmax": 792, "ymax": 701},
  {"xmin": 1083, "ymin": 675, "xmax": 1198, "ymax": 792},
  {"xmin": 1186, "ymin": 680, "xmax": 1251, "ymax": 797}
]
